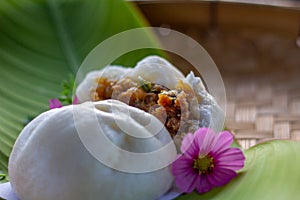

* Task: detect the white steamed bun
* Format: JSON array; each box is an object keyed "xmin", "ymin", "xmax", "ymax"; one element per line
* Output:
[{"xmin": 9, "ymin": 100, "xmax": 175, "ymax": 200}]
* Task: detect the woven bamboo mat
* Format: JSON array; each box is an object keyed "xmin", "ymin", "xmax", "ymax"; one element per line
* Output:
[
  {"xmin": 168, "ymin": 29, "xmax": 300, "ymax": 149},
  {"xmin": 224, "ymin": 75, "xmax": 300, "ymax": 149},
  {"xmin": 210, "ymin": 31, "xmax": 300, "ymax": 149}
]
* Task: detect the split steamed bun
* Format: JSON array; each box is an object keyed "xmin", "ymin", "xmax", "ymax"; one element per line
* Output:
[
  {"xmin": 9, "ymin": 100, "xmax": 176, "ymax": 200},
  {"xmin": 76, "ymin": 56, "xmax": 224, "ymax": 132}
]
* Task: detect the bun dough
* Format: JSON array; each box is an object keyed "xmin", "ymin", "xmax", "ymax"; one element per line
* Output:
[
  {"xmin": 9, "ymin": 100, "xmax": 175, "ymax": 200},
  {"xmin": 127, "ymin": 56, "xmax": 185, "ymax": 90},
  {"xmin": 76, "ymin": 66, "xmax": 132, "ymax": 102}
]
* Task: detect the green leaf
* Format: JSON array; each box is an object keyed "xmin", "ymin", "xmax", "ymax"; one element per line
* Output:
[
  {"xmin": 0, "ymin": 170, "xmax": 9, "ymax": 184},
  {"xmin": 58, "ymin": 74, "xmax": 76, "ymax": 104},
  {"xmin": 231, "ymin": 138, "xmax": 242, "ymax": 148},
  {"xmin": 0, "ymin": 0, "xmax": 161, "ymax": 171},
  {"xmin": 177, "ymin": 140, "xmax": 300, "ymax": 200}
]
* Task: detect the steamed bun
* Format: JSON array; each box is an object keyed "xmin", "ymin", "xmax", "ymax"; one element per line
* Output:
[{"xmin": 9, "ymin": 100, "xmax": 175, "ymax": 200}]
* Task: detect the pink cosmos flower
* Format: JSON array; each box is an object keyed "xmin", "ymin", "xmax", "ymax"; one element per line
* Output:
[
  {"xmin": 49, "ymin": 96, "xmax": 78, "ymax": 109},
  {"xmin": 49, "ymin": 98, "xmax": 62, "ymax": 109},
  {"xmin": 73, "ymin": 96, "xmax": 78, "ymax": 104},
  {"xmin": 172, "ymin": 128, "xmax": 245, "ymax": 194}
]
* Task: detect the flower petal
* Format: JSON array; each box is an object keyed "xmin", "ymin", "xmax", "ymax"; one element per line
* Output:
[
  {"xmin": 207, "ymin": 167, "xmax": 237, "ymax": 187},
  {"xmin": 172, "ymin": 155, "xmax": 194, "ymax": 178},
  {"xmin": 73, "ymin": 96, "xmax": 78, "ymax": 104},
  {"xmin": 172, "ymin": 155, "xmax": 198, "ymax": 193},
  {"xmin": 181, "ymin": 133, "xmax": 198, "ymax": 159},
  {"xmin": 49, "ymin": 98, "xmax": 62, "ymax": 109},
  {"xmin": 195, "ymin": 174, "xmax": 213, "ymax": 193},
  {"xmin": 194, "ymin": 128, "xmax": 209, "ymax": 146},
  {"xmin": 196, "ymin": 128, "xmax": 217, "ymax": 154},
  {"xmin": 216, "ymin": 148, "xmax": 245, "ymax": 171},
  {"xmin": 212, "ymin": 131, "xmax": 234, "ymax": 154},
  {"xmin": 175, "ymin": 171, "xmax": 198, "ymax": 193},
  {"xmin": 181, "ymin": 133, "xmax": 194, "ymax": 153}
]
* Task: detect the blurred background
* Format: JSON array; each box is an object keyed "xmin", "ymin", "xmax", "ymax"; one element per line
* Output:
[{"xmin": 133, "ymin": 0, "xmax": 300, "ymax": 148}]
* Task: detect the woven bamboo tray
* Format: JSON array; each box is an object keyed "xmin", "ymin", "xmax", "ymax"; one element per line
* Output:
[{"xmin": 135, "ymin": 0, "xmax": 300, "ymax": 149}]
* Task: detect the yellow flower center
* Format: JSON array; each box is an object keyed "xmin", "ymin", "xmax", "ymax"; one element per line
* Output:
[{"xmin": 193, "ymin": 154, "xmax": 214, "ymax": 174}]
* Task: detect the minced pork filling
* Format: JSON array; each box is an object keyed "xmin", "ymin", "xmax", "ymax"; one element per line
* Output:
[{"xmin": 90, "ymin": 76, "xmax": 201, "ymax": 137}]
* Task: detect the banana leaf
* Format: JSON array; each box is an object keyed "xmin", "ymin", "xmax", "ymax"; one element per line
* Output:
[
  {"xmin": 178, "ymin": 140, "xmax": 300, "ymax": 200},
  {"xmin": 0, "ymin": 0, "xmax": 161, "ymax": 171}
]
